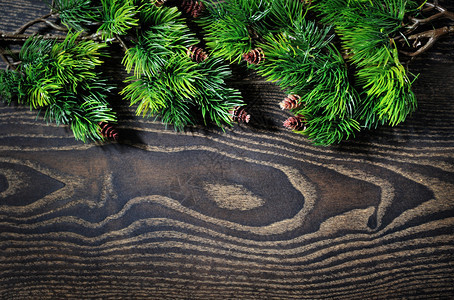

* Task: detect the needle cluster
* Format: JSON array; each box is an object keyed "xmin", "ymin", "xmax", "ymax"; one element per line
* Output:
[
  {"xmin": 0, "ymin": 0, "xmax": 452, "ymax": 145},
  {"xmin": 197, "ymin": 0, "xmax": 448, "ymax": 145},
  {"xmin": 0, "ymin": 32, "xmax": 115, "ymax": 142},
  {"xmin": 120, "ymin": 4, "xmax": 244, "ymax": 130}
]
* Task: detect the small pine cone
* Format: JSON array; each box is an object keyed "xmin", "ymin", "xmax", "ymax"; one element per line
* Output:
[
  {"xmin": 99, "ymin": 122, "xmax": 119, "ymax": 140},
  {"xmin": 154, "ymin": 0, "xmax": 167, "ymax": 7},
  {"xmin": 279, "ymin": 94, "xmax": 301, "ymax": 110},
  {"xmin": 187, "ymin": 45, "xmax": 208, "ymax": 63},
  {"xmin": 243, "ymin": 48, "xmax": 265, "ymax": 65},
  {"xmin": 230, "ymin": 106, "xmax": 250, "ymax": 123},
  {"xmin": 283, "ymin": 116, "xmax": 306, "ymax": 131},
  {"xmin": 181, "ymin": 0, "xmax": 205, "ymax": 18}
]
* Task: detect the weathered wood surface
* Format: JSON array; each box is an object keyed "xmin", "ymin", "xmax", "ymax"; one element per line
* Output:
[{"xmin": 1, "ymin": 1, "xmax": 453, "ymax": 299}]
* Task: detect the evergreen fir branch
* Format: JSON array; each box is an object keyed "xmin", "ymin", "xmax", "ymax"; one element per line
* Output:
[
  {"xmin": 121, "ymin": 74, "xmax": 194, "ymax": 129},
  {"xmin": 0, "ymin": 69, "xmax": 23, "ymax": 104},
  {"xmin": 356, "ymin": 48, "xmax": 417, "ymax": 127},
  {"xmin": 98, "ymin": 0, "xmax": 139, "ymax": 40},
  {"xmin": 142, "ymin": 17, "xmax": 198, "ymax": 55},
  {"xmin": 122, "ymin": 38, "xmax": 170, "ymax": 78},
  {"xmin": 7, "ymin": 33, "xmax": 116, "ymax": 141},
  {"xmin": 193, "ymin": 57, "xmax": 244, "ymax": 126},
  {"xmin": 196, "ymin": 87, "xmax": 243, "ymax": 127},
  {"xmin": 255, "ymin": 28, "xmax": 356, "ymax": 118},
  {"xmin": 139, "ymin": 2, "xmax": 182, "ymax": 26},
  {"xmin": 197, "ymin": 0, "xmax": 271, "ymax": 63},
  {"xmin": 314, "ymin": 0, "xmax": 419, "ymax": 128},
  {"xmin": 121, "ymin": 75, "xmax": 167, "ymax": 117},
  {"xmin": 266, "ymin": 0, "xmax": 309, "ymax": 30},
  {"xmin": 51, "ymin": 0, "xmax": 100, "ymax": 32},
  {"xmin": 122, "ymin": 5, "xmax": 198, "ymax": 77},
  {"xmin": 288, "ymin": 20, "xmax": 334, "ymax": 51},
  {"xmin": 42, "ymin": 88, "xmax": 116, "ymax": 142},
  {"xmin": 26, "ymin": 77, "xmax": 59, "ymax": 109},
  {"xmin": 250, "ymin": 19, "xmax": 360, "ymax": 145},
  {"xmin": 160, "ymin": 55, "xmax": 200, "ymax": 99},
  {"xmin": 2, "ymin": 0, "xmax": 444, "ymax": 145},
  {"xmin": 40, "ymin": 74, "xmax": 116, "ymax": 142},
  {"xmin": 18, "ymin": 37, "xmax": 54, "ymax": 66},
  {"xmin": 299, "ymin": 115, "xmax": 361, "ymax": 146},
  {"xmin": 201, "ymin": 15, "xmax": 253, "ymax": 63},
  {"xmin": 158, "ymin": 92, "xmax": 194, "ymax": 130},
  {"xmin": 122, "ymin": 55, "xmax": 200, "ymax": 119}
]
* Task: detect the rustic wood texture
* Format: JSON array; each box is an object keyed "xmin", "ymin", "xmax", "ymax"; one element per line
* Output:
[{"xmin": 1, "ymin": 1, "xmax": 453, "ymax": 299}]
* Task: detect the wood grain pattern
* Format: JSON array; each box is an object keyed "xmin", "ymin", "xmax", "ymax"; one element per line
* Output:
[{"xmin": 1, "ymin": 1, "xmax": 453, "ymax": 299}]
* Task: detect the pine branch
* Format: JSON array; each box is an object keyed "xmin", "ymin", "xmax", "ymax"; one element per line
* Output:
[{"xmin": 1, "ymin": 0, "xmax": 451, "ymax": 145}]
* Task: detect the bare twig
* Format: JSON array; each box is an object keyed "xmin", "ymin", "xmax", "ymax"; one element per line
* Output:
[
  {"xmin": 115, "ymin": 34, "xmax": 129, "ymax": 52},
  {"xmin": 50, "ymin": 0, "xmax": 55, "ymax": 14},
  {"xmin": 406, "ymin": 2, "xmax": 454, "ymax": 34},
  {"xmin": 0, "ymin": 31, "xmax": 114, "ymax": 43},
  {"xmin": 0, "ymin": 52, "xmax": 16, "ymax": 70},
  {"xmin": 400, "ymin": 26, "xmax": 454, "ymax": 57},
  {"xmin": 14, "ymin": 13, "xmax": 67, "ymax": 34}
]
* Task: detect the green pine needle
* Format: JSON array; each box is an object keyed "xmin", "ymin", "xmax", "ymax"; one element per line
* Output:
[
  {"xmin": 0, "ymin": 69, "xmax": 23, "ymax": 104},
  {"xmin": 98, "ymin": 0, "xmax": 139, "ymax": 40},
  {"xmin": 52, "ymin": 0, "xmax": 99, "ymax": 31},
  {"xmin": 197, "ymin": 0, "xmax": 271, "ymax": 63}
]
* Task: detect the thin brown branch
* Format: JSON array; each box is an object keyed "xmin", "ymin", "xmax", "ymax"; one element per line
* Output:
[
  {"xmin": 14, "ymin": 13, "xmax": 52, "ymax": 34},
  {"xmin": 425, "ymin": 1, "xmax": 454, "ymax": 19},
  {"xmin": 406, "ymin": 2, "xmax": 454, "ymax": 34},
  {"xmin": 0, "ymin": 31, "xmax": 115, "ymax": 43},
  {"xmin": 37, "ymin": 18, "xmax": 68, "ymax": 32},
  {"xmin": 1, "ymin": 31, "xmax": 67, "ymax": 42},
  {"xmin": 115, "ymin": 34, "xmax": 129, "ymax": 52},
  {"xmin": 0, "ymin": 52, "xmax": 16, "ymax": 70},
  {"xmin": 400, "ymin": 26, "xmax": 454, "ymax": 57}
]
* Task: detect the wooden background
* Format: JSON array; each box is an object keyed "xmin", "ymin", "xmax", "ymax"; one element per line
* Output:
[{"xmin": 1, "ymin": 1, "xmax": 453, "ymax": 299}]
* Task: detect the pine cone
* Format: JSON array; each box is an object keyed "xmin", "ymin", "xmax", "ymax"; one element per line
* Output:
[
  {"xmin": 99, "ymin": 122, "xmax": 119, "ymax": 140},
  {"xmin": 279, "ymin": 94, "xmax": 301, "ymax": 110},
  {"xmin": 181, "ymin": 0, "xmax": 205, "ymax": 18},
  {"xmin": 243, "ymin": 48, "xmax": 265, "ymax": 65},
  {"xmin": 154, "ymin": 0, "xmax": 167, "ymax": 7},
  {"xmin": 230, "ymin": 106, "xmax": 250, "ymax": 123},
  {"xmin": 187, "ymin": 45, "xmax": 208, "ymax": 63},
  {"xmin": 283, "ymin": 116, "xmax": 306, "ymax": 131}
]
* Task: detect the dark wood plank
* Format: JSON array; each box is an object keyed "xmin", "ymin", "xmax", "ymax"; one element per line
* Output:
[{"xmin": 1, "ymin": 1, "xmax": 453, "ymax": 299}]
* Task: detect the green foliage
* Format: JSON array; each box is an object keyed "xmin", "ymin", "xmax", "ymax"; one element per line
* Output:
[
  {"xmin": 42, "ymin": 78, "xmax": 116, "ymax": 142},
  {"xmin": 197, "ymin": 0, "xmax": 271, "ymax": 63},
  {"xmin": 300, "ymin": 115, "xmax": 361, "ymax": 146},
  {"xmin": 266, "ymin": 0, "xmax": 309, "ymax": 30},
  {"xmin": 0, "ymin": 69, "xmax": 23, "ymax": 104},
  {"xmin": 121, "ymin": 4, "xmax": 245, "ymax": 130},
  {"xmin": 314, "ymin": 0, "xmax": 418, "ymax": 128},
  {"xmin": 193, "ymin": 58, "xmax": 244, "ymax": 127},
  {"xmin": 252, "ymin": 20, "xmax": 360, "ymax": 145},
  {"xmin": 51, "ymin": 0, "xmax": 99, "ymax": 31},
  {"xmin": 121, "ymin": 54, "xmax": 200, "ymax": 125},
  {"xmin": 356, "ymin": 46, "xmax": 417, "ymax": 127},
  {"xmin": 1, "ymin": 0, "xmax": 432, "ymax": 145},
  {"xmin": 122, "ymin": 6, "xmax": 198, "ymax": 77},
  {"xmin": 98, "ymin": 0, "xmax": 139, "ymax": 40},
  {"xmin": 3, "ymin": 32, "xmax": 116, "ymax": 142}
]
